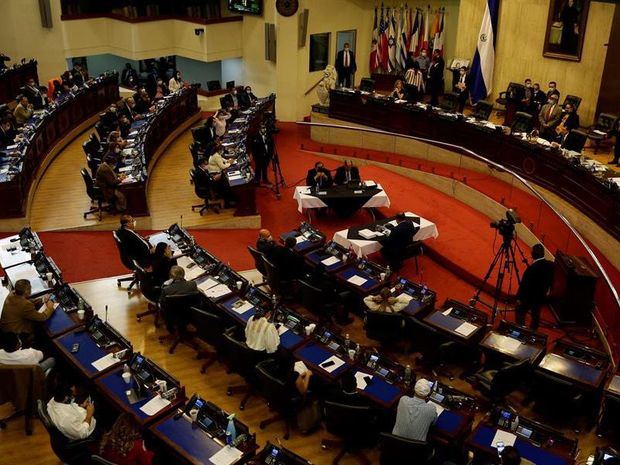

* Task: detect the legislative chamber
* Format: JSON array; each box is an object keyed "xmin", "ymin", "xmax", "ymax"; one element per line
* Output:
[{"xmin": 0, "ymin": 1, "xmax": 619, "ymax": 465}]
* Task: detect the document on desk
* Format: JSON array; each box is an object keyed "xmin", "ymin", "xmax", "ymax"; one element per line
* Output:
[
  {"xmin": 442, "ymin": 307, "xmax": 453, "ymax": 316},
  {"xmin": 364, "ymin": 180, "xmax": 377, "ymax": 187},
  {"xmin": 204, "ymin": 283, "xmax": 231, "ymax": 299},
  {"xmin": 359, "ymin": 229, "xmax": 378, "ymax": 239},
  {"xmin": 354, "ymin": 371, "xmax": 372, "ymax": 390},
  {"xmin": 347, "ymin": 275, "xmax": 368, "ymax": 286},
  {"xmin": 198, "ymin": 278, "xmax": 221, "ymax": 293},
  {"xmin": 209, "ymin": 446, "xmax": 243, "ymax": 465},
  {"xmin": 91, "ymin": 353, "xmax": 117, "ymax": 371},
  {"xmin": 491, "ymin": 430, "xmax": 517, "ymax": 448},
  {"xmin": 397, "ymin": 293, "xmax": 414, "ymax": 303},
  {"xmin": 430, "ymin": 401, "xmax": 445, "ymax": 417},
  {"xmin": 228, "ymin": 174, "xmax": 244, "ymax": 181},
  {"xmin": 118, "ymin": 165, "xmax": 133, "ymax": 173},
  {"xmin": 502, "ymin": 337, "xmax": 523, "ymax": 352},
  {"xmin": 294, "ymin": 361, "xmax": 309, "ymax": 376},
  {"xmin": 38, "ymin": 302, "xmax": 59, "ymax": 313},
  {"xmin": 295, "ymin": 235, "xmax": 307, "ymax": 244},
  {"xmin": 320, "ymin": 355, "xmax": 346, "ymax": 373},
  {"xmin": 11, "ymin": 265, "xmax": 40, "ymax": 282},
  {"xmin": 120, "ymin": 175, "xmax": 136, "ymax": 184},
  {"xmin": 277, "ymin": 325, "xmax": 289, "ymax": 336},
  {"xmin": 321, "ymin": 256, "xmax": 341, "ymax": 266},
  {"xmin": 231, "ymin": 300, "xmax": 254, "ymax": 314},
  {"xmin": 139, "ymin": 395, "xmax": 171, "ymax": 416},
  {"xmin": 454, "ymin": 321, "xmax": 477, "ymax": 337}
]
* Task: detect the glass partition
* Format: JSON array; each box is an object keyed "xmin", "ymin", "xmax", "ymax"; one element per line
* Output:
[{"xmin": 298, "ymin": 120, "xmax": 620, "ymax": 363}]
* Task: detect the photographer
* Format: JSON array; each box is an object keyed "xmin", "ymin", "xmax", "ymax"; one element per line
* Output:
[{"xmin": 516, "ymin": 244, "xmax": 554, "ymax": 330}]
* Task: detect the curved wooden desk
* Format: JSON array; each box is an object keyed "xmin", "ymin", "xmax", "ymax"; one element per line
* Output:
[
  {"xmin": 0, "ymin": 75, "xmax": 119, "ymax": 219},
  {"xmin": 328, "ymin": 90, "xmax": 620, "ymax": 241},
  {"xmin": 118, "ymin": 86, "xmax": 200, "ymax": 216}
]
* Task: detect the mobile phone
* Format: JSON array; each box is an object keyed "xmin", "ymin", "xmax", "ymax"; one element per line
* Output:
[
  {"xmin": 71, "ymin": 343, "xmax": 80, "ymax": 353},
  {"xmin": 321, "ymin": 360, "xmax": 335, "ymax": 368},
  {"xmin": 496, "ymin": 441, "xmax": 505, "ymax": 456},
  {"xmin": 187, "ymin": 262, "xmax": 196, "ymax": 269}
]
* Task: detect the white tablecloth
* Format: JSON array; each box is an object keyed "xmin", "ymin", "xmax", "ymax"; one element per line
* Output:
[
  {"xmin": 293, "ymin": 182, "xmax": 391, "ymax": 213},
  {"xmin": 333, "ymin": 211, "xmax": 439, "ymax": 257},
  {"xmin": 0, "ymin": 235, "xmax": 32, "ymax": 269}
]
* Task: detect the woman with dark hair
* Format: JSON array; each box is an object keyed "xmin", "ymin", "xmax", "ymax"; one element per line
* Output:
[
  {"xmin": 168, "ymin": 70, "xmax": 184, "ymax": 92},
  {"xmin": 99, "ymin": 413, "xmax": 154, "ymax": 465},
  {"xmin": 151, "ymin": 242, "xmax": 177, "ymax": 286}
]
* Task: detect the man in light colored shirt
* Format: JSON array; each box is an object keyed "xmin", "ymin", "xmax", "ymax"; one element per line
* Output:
[
  {"xmin": 392, "ymin": 378, "xmax": 437, "ymax": 442},
  {"xmin": 245, "ymin": 308, "xmax": 280, "ymax": 354},
  {"xmin": 47, "ymin": 382, "xmax": 97, "ymax": 440},
  {"xmin": 0, "ymin": 332, "xmax": 55, "ymax": 374},
  {"xmin": 364, "ymin": 288, "xmax": 409, "ymax": 313}
]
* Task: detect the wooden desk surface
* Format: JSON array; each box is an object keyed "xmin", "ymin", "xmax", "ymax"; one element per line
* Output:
[
  {"xmin": 423, "ymin": 309, "xmax": 486, "ymax": 343},
  {"xmin": 537, "ymin": 352, "xmax": 607, "ymax": 390},
  {"xmin": 480, "ymin": 331, "xmax": 545, "ymax": 363}
]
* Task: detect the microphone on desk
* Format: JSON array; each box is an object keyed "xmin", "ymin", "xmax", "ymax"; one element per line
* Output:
[
  {"xmin": 180, "ymin": 215, "xmax": 183, "ymax": 228},
  {"xmin": 105, "ymin": 305, "xmax": 108, "ymax": 323}
]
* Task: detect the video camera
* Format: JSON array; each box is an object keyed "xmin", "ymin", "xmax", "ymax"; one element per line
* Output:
[{"xmin": 490, "ymin": 209, "xmax": 521, "ymax": 243}]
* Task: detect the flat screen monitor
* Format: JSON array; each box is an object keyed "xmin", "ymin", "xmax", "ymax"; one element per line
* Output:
[{"xmin": 228, "ymin": 0, "xmax": 262, "ymax": 15}]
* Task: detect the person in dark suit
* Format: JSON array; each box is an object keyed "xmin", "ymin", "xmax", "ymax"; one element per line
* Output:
[
  {"xmin": 335, "ymin": 42, "xmax": 357, "ymax": 88},
  {"xmin": 609, "ymin": 120, "xmax": 620, "ymax": 166},
  {"xmin": 151, "ymin": 242, "xmax": 177, "ymax": 286},
  {"xmin": 334, "ymin": 159, "xmax": 360, "ymax": 185},
  {"xmin": 546, "ymin": 81, "xmax": 560, "ymax": 101},
  {"xmin": 220, "ymin": 88, "xmax": 240, "ymax": 110},
  {"xmin": 554, "ymin": 102, "xmax": 580, "ymax": 144},
  {"xmin": 23, "ymin": 78, "xmax": 47, "ymax": 110},
  {"xmin": 454, "ymin": 66, "xmax": 471, "ymax": 113},
  {"xmin": 306, "ymin": 161, "xmax": 333, "ymax": 189},
  {"xmin": 0, "ymin": 53, "xmax": 10, "ymax": 70},
  {"xmin": 251, "ymin": 126, "xmax": 273, "ymax": 185},
  {"xmin": 515, "ymin": 244, "xmax": 554, "ymax": 330},
  {"xmin": 240, "ymin": 86, "xmax": 257, "ymax": 107},
  {"xmin": 324, "ymin": 371, "xmax": 372, "ymax": 407},
  {"xmin": 95, "ymin": 154, "xmax": 127, "ymax": 212},
  {"xmin": 538, "ymin": 94, "xmax": 562, "ymax": 140},
  {"xmin": 0, "ymin": 119, "xmax": 17, "ymax": 147},
  {"xmin": 116, "ymin": 214, "xmax": 152, "ymax": 267},
  {"xmin": 531, "ymin": 83, "xmax": 547, "ymax": 115},
  {"xmin": 427, "ymin": 49, "xmax": 444, "ymax": 107},
  {"xmin": 159, "ymin": 266, "xmax": 198, "ymax": 299},
  {"xmin": 380, "ymin": 212, "xmax": 419, "ymax": 270},
  {"xmin": 121, "ymin": 63, "xmax": 138, "ymax": 88},
  {"xmin": 256, "ymin": 229, "xmax": 277, "ymax": 259},
  {"xmin": 271, "ymin": 236, "xmax": 305, "ymax": 280}
]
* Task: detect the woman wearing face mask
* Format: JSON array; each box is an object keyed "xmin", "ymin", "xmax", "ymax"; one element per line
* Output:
[
  {"xmin": 168, "ymin": 70, "xmax": 184, "ymax": 92},
  {"xmin": 154, "ymin": 77, "xmax": 169, "ymax": 100}
]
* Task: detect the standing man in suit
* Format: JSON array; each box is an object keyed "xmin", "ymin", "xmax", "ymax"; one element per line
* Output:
[
  {"xmin": 454, "ymin": 66, "xmax": 470, "ymax": 113},
  {"xmin": 23, "ymin": 78, "xmax": 47, "ymax": 110},
  {"xmin": 515, "ymin": 244, "xmax": 554, "ymax": 330},
  {"xmin": 115, "ymin": 215, "xmax": 152, "ymax": 266},
  {"xmin": 538, "ymin": 94, "xmax": 562, "ymax": 140},
  {"xmin": 427, "ymin": 49, "xmax": 445, "ymax": 107},
  {"xmin": 380, "ymin": 212, "xmax": 419, "ymax": 270},
  {"xmin": 95, "ymin": 154, "xmax": 127, "ymax": 213},
  {"xmin": 306, "ymin": 161, "xmax": 333, "ymax": 189},
  {"xmin": 334, "ymin": 159, "xmax": 360, "ymax": 185},
  {"xmin": 335, "ymin": 42, "xmax": 357, "ymax": 89},
  {"xmin": 251, "ymin": 126, "xmax": 273, "ymax": 186},
  {"xmin": 520, "ymin": 78, "xmax": 533, "ymax": 113},
  {"xmin": 546, "ymin": 81, "xmax": 560, "ymax": 101},
  {"xmin": 531, "ymin": 83, "xmax": 547, "ymax": 115},
  {"xmin": 609, "ymin": 120, "xmax": 620, "ymax": 166}
]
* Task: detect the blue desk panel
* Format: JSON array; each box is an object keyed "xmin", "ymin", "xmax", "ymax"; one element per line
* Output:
[
  {"xmin": 46, "ymin": 307, "xmax": 79, "ymax": 336},
  {"xmin": 221, "ymin": 296, "xmax": 255, "ymax": 323},
  {"xmin": 306, "ymin": 251, "xmax": 344, "ymax": 272},
  {"xmin": 358, "ymin": 372, "xmax": 402, "ymax": 406},
  {"xmin": 154, "ymin": 415, "xmax": 223, "ymax": 465},
  {"xmin": 56, "ymin": 330, "xmax": 108, "ymax": 376},
  {"xmin": 337, "ymin": 267, "xmax": 377, "ymax": 291},
  {"xmin": 294, "ymin": 342, "xmax": 350, "ymax": 378},
  {"xmin": 97, "ymin": 369, "xmax": 155, "ymax": 421},
  {"xmin": 435, "ymin": 409, "xmax": 466, "ymax": 435}
]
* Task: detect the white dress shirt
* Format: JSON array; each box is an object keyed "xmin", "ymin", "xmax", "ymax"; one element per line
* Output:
[
  {"xmin": 47, "ymin": 398, "xmax": 97, "ymax": 440},
  {"xmin": 0, "ymin": 348, "xmax": 44, "ymax": 365},
  {"xmin": 245, "ymin": 316, "xmax": 280, "ymax": 354}
]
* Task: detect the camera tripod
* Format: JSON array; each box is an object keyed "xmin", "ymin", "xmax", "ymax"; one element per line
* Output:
[
  {"xmin": 470, "ymin": 233, "xmax": 529, "ymax": 323},
  {"xmin": 268, "ymin": 139, "xmax": 285, "ymax": 199}
]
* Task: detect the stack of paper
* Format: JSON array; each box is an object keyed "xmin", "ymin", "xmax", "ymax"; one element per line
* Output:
[
  {"xmin": 228, "ymin": 173, "xmax": 244, "ymax": 181},
  {"xmin": 358, "ymin": 229, "xmax": 378, "ymax": 239},
  {"xmin": 347, "ymin": 275, "xmax": 367, "ymax": 286},
  {"xmin": 231, "ymin": 300, "xmax": 254, "ymax": 314},
  {"xmin": 321, "ymin": 256, "xmax": 340, "ymax": 266},
  {"xmin": 491, "ymin": 430, "xmax": 517, "ymax": 448},
  {"xmin": 197, "ymin": 278, "xmax": 219, "ymax": 293},
  {"xmin": 139, "ymin": 395, "xmax": 171, "ymax": 416},
  {"xmin": 442, "ymin": 307, "xmax": 453, "ymax": 316},
  {"xmin": 204, "ymin": 283, "xmax": 231, "ymax": 299},
  {"xmin": 91, "ymin": 353, "xmax": 118, "ymax": 371},
  {"xmin": 455, "ymin": 321, "xmax": 477, "ymax": 337},
  {"xmin": 354, "ymin": 371, "xmax": 372, "ymax": 389},
  {"xmin": 208, "ymin": 446, "xmax": 243, "ymax": 465},
  {"xmin": 295, "ymin": 236, "xmax": 306, "ymax": 244},
  {"xmin": 277, "ymin": 325, "xmax": 289, "ymax": 336},
  {"xmin": 502, "ymin": 337, "xmax": 523, "ymax": 352},
  {"xmin": 364, "ymin": 180, "xmax": 377, "ymax": 187}
]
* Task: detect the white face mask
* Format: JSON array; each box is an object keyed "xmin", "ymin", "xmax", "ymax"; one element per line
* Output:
[{"xmin": 133, "ymin": 220, "xmax": 137, "ymax": 228}]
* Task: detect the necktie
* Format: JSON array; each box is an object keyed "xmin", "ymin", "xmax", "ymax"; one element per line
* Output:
[
  {"xmin": 344, "ymin": 51, "xmax": 349, "ymax": 68},
  {"xmin": 547, "ymin": 105, "xmax": 554, "ymax": 121},
  {"xmin": 346, "ymin": 170, "xmax": 350, "ymax": 182}
]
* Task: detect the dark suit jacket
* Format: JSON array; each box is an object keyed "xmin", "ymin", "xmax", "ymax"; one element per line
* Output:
[
  {"xmin": 271, "ymin": 246, "xmax": 305, "ymax": 279},
  {"xmin": 335, "ymin": 49, "xmax": 357, "ymax": 74},
  {"xmin": 428, "ymin": 58, "xmax": 445, "ymax": 85},
  {"xmin": 220, "ymin": 93, "xmax": 239, "ymax": 110},
  {"xmin": 0, "ymin": 126, "xmax": 16, "ymax": 147},
  {"xmin": 256, "ymin": 238, "xmax": 277, "ymax": 259},
  {"xmin": 563, "ymin": 112, "xmax": 580, "ymax": 132},
  {"xmin": 517, "ymin": 258, "xmax": 554, "ymax": 304},
  {"xmin": 160, "ymin": 279, "xmax": 199, "ymax": 300},
  {"xmin": 382, "ymin": 220, "xmax": 418, "ymax": 251},
  {"xmin": 238, "ymin": 91, "xmax": 252, "ymax": 109},
  {"xmin": 94, "ymin": 162, "xmax": 120, "ymax": 201},
  {"xmin": 251, "ymin": 133, "xmax": 273, "ymax": 162},
  {"xmin": 116, "ymin": 226, "xmax": 152, "ymax": 265},
  {"xmin": 334, "ymin": 166, "xmax": 360, "ymax": 185},
  {"xmin": 306, "ymin": 168, "xmax": 333, "ymax": 189},
  {"xmin": 23, "ymin": 85, "xmax": 46, "ymax": 110}
]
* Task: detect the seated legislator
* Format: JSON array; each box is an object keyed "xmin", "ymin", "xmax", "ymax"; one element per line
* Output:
[
  {"xmin": 159, "ymin": 266, "xmax": 199, "ymax": 301},
  {"xmin": 325, "ymin": 371, "xmax": 372, "ymax": 407},
  {"xmin": 23, "ymin": 77, "xmax": 48, "ymax": 110},
  {"xmin": 154, "ymin": 77, "xmax": 169, "ymax": 100},
  {"xmin": 538, "ymin": 94, "xmax": 562, "ymax": 140},
  {"xmin": 271, "ymin": 236, "xmax": 306, "ymax": 280},
  {"xmin": 0, "ymin": 279, "xmax": 56, "ymax": 341},
  {"xmin": 363, "ymin": 287, "xmax": 408, "ymax": 313},
  {"xmin": 392, "ymin": 378, "xmax": 437, "ymax": 442},
  {"xmin": 391, "ymin": 79, "xmax": 406, "ymax": 100},
  {"xmin": 334, "ymin": 159, "xmax": 360, "ymax": 185},
  {"xmin": 256, "ymin": 229, "xmax": 277, "ymax": 258},
  {"xmin": 47, "ymin": 381, "xmax": 97, "ymax": 440},
  {"xmin": 515, "ymin": 244, "xmax": 554, "ymax": 330},
  {"xmin": 99, "ymin": 413, "xmax": 155, "ymax": 465},
  {"xmin": 168, "ymin": 70, "xmax": 184, "ymax": 93},
  {"xmin": 116, "ymin": 215, "xmax": 152, "ymax": 267},
  {"xmin": 306, "ymin": 161, "xmax": 333, "ymax": 189},
  {"xmin": 238, "ymin": 86, "xmax": 257, "ymax": 108},
  {"xmin": 0, "ymin": 118, "xmax": 18, "ymax": 146},
  {"xmin": 120, "ymin": 97, "xmax": 143, "ymax": 122},
  {"xmin": 380, "ymin": 212, "xmax": 418, "ymax": 270},
  {"xmin": 0, "ymin": 332, "xmax": 56, "ymax": 375},
  {"xmin": 245, "ymin": 307, "xmax": 280, "ymax": 354},
  {"xmin": 13, "ymin": 95, "xmax": 34, "ymax": 126},
  {"xmin": 207, "ymin": 143, "xmax": 235, "ymax": 175},
  {"xmin": 221, "ymin": 88, "xmax": 240, "ymax": 110},
  {"xmin": 151, "ymin": 242, "xmax": 177, "ymax": 287},
  {"xmin": 95, "ymin": 154, "xmax": 127, "ymax": 213},
  {"xmin": 133, "ymin": 88, "xmax": 153, "ymax": 115},
  {"xmin": 553, "ymin": 101, "xmax": 580, "ymax": 143}
]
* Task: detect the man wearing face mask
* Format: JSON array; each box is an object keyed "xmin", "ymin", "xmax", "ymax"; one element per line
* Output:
[
  {"xmin": 454, "ymin": 66, "xmax": 470, "ymax": 113},
  {"xmin": 538, "ymin": 94, "xmax": 562, "ymax": 141},
  {"xmin": 115, "ymin": 215, "xmax": 152, "ymax": 266},
  {"xmin": 427, "ymin": 49, "xmax": 445, "ymax": 106},
  {"xmin": 521, "ymin": 78, "xmax": 533, "ymax": 113},
  {"xmin": 23, "ymin": 78, "xmax": 47, "ymax": 110},
  {"xmin": 0, "ymin": 119, "xmax": 17, "ymax": 147},
  {"xmin": 546, "ymin": 81, "xmax": 560, "ymax": 101},
  {"xmin": 335, "ymin": 42, "xmax": 357, "ymax": 88},
  {"xmin": 251, "ymin": 125, "xmax": 273, "ymax": 185},
  {"xmin": 531, "ymin": 83, "xmax": 546, "ymax": 114},
  {"xmin": 306, "ymin": 161, "xmax": 333, "ymax": 189}
]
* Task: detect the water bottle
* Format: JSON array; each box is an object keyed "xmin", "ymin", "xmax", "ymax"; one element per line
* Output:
[
  {"xmin": 344, "ymin": 333, "xmax": 350, "ymax": 351},
  {"xmin": 77, "ymin": 298, "xmax": 84, "ymax": 313},
  {"xmin": 123, "ymin": 363, "xmax": 130, "ymax": 375},
  {"xmin": 226, "ymin": 414, "xmax": 237, "ymax": 445},
  {"xmin": 404, "ymin": 365, "xmax": 412, "ymax": 387}
]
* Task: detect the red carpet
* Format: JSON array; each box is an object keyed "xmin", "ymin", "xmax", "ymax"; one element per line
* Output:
[{"xmin": 0, "ymin": 122, "xmax": 612, "ymax": 353}]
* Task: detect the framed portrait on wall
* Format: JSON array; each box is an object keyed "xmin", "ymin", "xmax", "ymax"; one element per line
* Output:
[
  {"xmin": 543, "ymin": 0, "xmax": 590, "ymax": 61},
  {"xmin": 309, "ymin": 33, "xmax": 330, "ymax": 72}
]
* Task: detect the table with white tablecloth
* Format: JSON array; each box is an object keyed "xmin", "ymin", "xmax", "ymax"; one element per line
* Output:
[
  {"xmin": 333, "ymin": 211, "xmax": 438, "ymax": 257},
  {"xmin": 293, "ymin": 181, "xmax": 390, "ymax": 217}
]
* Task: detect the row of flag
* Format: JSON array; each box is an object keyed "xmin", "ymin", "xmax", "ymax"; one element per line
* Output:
[{"xmin": 370, "ymin": 5, "xmax": 446, "ymax": 74}]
